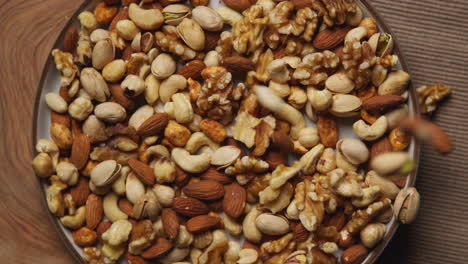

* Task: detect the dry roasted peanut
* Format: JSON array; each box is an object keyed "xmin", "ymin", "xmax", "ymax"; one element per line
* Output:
[
  {"xmin": 192, "ymin": 6, "xmax": 224, "ymax": 32},
  {"xmin": 177, "ymin": 18, "xmax": 205, "ymax": 51},
  {"xmin": 164, "ymin": 121, "xmax": 191, "ymax": 147},
  {"xmin": 360, "ymin": 223, "xmax": 386, "ymax": 248},
  {"xmin": 104, "ymin": 192, "xmax": 129, "ymax": 222},
  {"xmin": 144, "ymin": 74, "xmax": 160, "ymax": 105},
  {"xmin": 32, "ymin": 153, "xmax": 54, "ymax": 179},
  {"xmin": 92, "ymin": 38, "xmax": 115, "ymax": 70},
  {"xmin": 129, "ymin": 3, "xmax": 164, "ymax": 30},
  {"xmin": 394, "ymin": 187, "xmax": 420, "ymax": 224},
  {"xmin": 45, "ymin": 93, "xmax": 68, "ymax": 113},
  {"xmin": 61, "ymin": 206, "xmax": 86, "ymax": 230},
  {"xmin": 242, "ymin": 207, "xmax": 262, "ymax": 243},
  {"xmin": 116, "ymin": 19, "xmax": 140, "ymax": 40},
  {"xmin": 72, "ymin": 227, "xmax": 98, "ymax": 247},
  {"xmin": 68, "ymin": 97, "xmax": 93, "ymax": 121},
  {"xmin": 94, "ymin": 2, "xmax": 118, "ymax": 25}
]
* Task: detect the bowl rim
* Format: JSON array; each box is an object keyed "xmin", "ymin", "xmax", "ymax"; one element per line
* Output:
[{"xmin": 31, "ymin": 0, "xmax": 421, "ymax": 263}]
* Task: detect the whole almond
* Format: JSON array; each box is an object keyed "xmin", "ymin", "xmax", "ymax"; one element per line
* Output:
[
  {"xmin": 128, "ymin": 159, "xmax": 156, "ymax": 185},
  {"xmin": 136, "ymin": 113, "xmax": 169, "ymax": 137},
  {"xmin": 173, "ymin": 197, "xmax": 209, "ymax": 217},
  {"xmin": 200, "ymin": 167, "xmax": 233, "ymax": 185},
  {"xmin": 183, "ymin": 180, "xmax": 225, "ymax": 201},
  {"xmin": 362, "ymin": 95, "xmax": 405, "ymax": 112},
  {"xmin": 142, "ymin": 238, "xmax": 173, "ymax": 259},
  {"xmin": 317, "ymin": 114, "xmax": 339, "ymax": 147},
  {"xmin": 313, "ymin": 26, "xmax": 351, "ymax": 50},
  {"xmin": 175, "ymin": 166, "xmax": 191, "ymax": 187},
  {"xmin": 64, "ymin": 27, "xmax": 79, "ymax": 53},
  {"xmin": 293, "ymin": 222, "xmax": 310, "ymax": 242},
  {"xmin": 70, "ymin": 177, "xmax": 90, "ymax": 206},
  {"xmin": 271, "ymin": 131, "xmax": 294, "ymax": 154},
  {"xmin": 341, "ymin": 244, "xmax": 369, "ymax": 264},
  {"xmin": 86, "ymin": 194, "xmax": 103, "ymax": 230},
  {"xmin": 70, "ymin": 134, "xmax": 91, "ymax": 170},
  {"xmin": 222, "ymin": 0, "xmax": 254, "ymax": 12},
  {"xmin": 119, "ymin": 198, "xmax": 135, "ymax": 218},
  {"xmin": 110, "ymin": 84, "xmax": 135, "ymax": 110},
  {"xmin": 186, "ymin": 215, "xmax": 221, "ymax": 233},
  {"xmin": 205, "ymin": 31, "xmax": 220, "ymax": 51},
  {"xmin": 324, "ymin": 211, "xmax": 346, "ymax": 231},
  {"xmin": 96, "ymin": 220, "xmax": 112, "ymax": 240},
  {"xmin": 207, "ymin": 199, "xmax": 223, "ymax": 211},
  {"xmin": 223, "ymin": 56, "xmax": 255, "ymax": 75},
  {"xmin": 370, "ymin": 137, "xmax": 392, "ymax": 159},
  {"xmin": 126, "ymin": 253, "xmax": 150, "ymax": 264},
  {"xmin": 223, "ymin": 182, "xmax": 246, "ymax": 218},
  {"xmin": 177, "ymin": 60, "xmax": 206, "ymax": 80},
  {"xmin": 162, "ymin": 208, "xmax": 179, "ymax": 239}
]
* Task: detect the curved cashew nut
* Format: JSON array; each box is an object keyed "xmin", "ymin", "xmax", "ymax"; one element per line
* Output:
[
  {"xmin": 160, "ymin": 74, "xmax": 187, "ymax": 103},
  {"xmin": 146, "ymin": 144, "xmax": 170, "ymax": 159},
  {"xmin": 103, "ymin": 192, "xmax": 128, "ymax": 222},
  {"xmin": 36, "ymin": 138, "xmax": 59, "ymax": 168},
  {"xmin": 224, "ymin": 241, "xmax": 241, "ymax": 264},
  {"xmin": 299, "ymin": 144, "xmax": 325, "ymax": 175},
  {"xmin": 60, "ymin": 206, "xmax": 86, "ymax": 229},
  {"xmin": 185, "ymin": 132, "xmax": 219, "ymax": 154},
  {"xmin": 112, "ymin": 165, "xmax": 130, "ymax": 196},
  {"xmin": 128, "ymin": 3, "xmax": 164, "ymax": 31},
  {"xmin": 254, "ymin": 85, "xmax": 305, "ymax": 140},
  {"xmin": 345, "ymin": 26, "xmax": 368, "ymax": 43},
  {"xmin": 171, "ymin": 148, "xmax": 211, "ymax": 173},
  {"xmin": 223, "ymin": 215, "xmax": 242, "ymax": 236},
  {"xmin": 353, "ymin": 116, "xmax": 388, "ymax": 141},
  {"xmin": 198, "ymin": 230, "xmax": 228, "ymax": 264},
  {"xmin": 242, "ymin": 207, "xmax": 262, "ymax": 243},
  {"xmin": 174, "ymin": 225, "xmax": 193, "ymax": 248},
  {"xmin": 160, "ymin": 247, "xmax": 191, "ymax": 264},
  {"xmin": 267, "ymin": 59, "xmax": 290, "ymax": 84}
]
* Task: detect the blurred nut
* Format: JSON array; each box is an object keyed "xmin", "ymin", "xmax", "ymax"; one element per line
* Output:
[{"xmin": 389, "ymin": 128, "xmax": 411, "ymax": 151}]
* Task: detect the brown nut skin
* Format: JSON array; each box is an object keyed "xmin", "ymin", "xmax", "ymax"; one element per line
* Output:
[
  {"xmin": 191, "ymin": 0, "xmax": 209, "ymax": 6},
  {"xmin": 94, "ymin": 2, "xmax": 118, "ymax": 25},
  {"xmin": 341, "ymin": 244, "xmax": 368, "ymax": 264},
  {"xmin": 199, "ymin": 119, "xmax": 227, "ymax": 143},
  {"xmin": 317, "ymin": 114, "xmax": 339, "ymax": 147},
  {"xmin": 63, "ymin": 27, "xmax": 79, "ymax": 53}
]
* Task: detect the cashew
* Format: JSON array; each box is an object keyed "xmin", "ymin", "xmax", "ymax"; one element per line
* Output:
[
  {"xmin": 242, "ymin": 207, "xmax": 262, "ymax": 243},
  {"xmin": 299, "ymin": 144, "xmax": 325, "ymax": 175},
  {"xmin": 224, "ymin": 241, "xmax": 240, "ymax": 264},
  {"xmin": 146, "ymin": 144, "xmax": 170, "ymax": 159},
  {"xmin": 172, "ymin": 93, "xmax": 194, "ymax": 124},
  {"xmin": 145, "ymin": 74, "xmax": 160, "ymax": 105},
  {"xmin": 153, "ymin": 184, "xmax": 175, "ymax": 207},
  {"xmin": 198, "ymin": 230, "xmax": 229, "ymax": 264},
  {"xmin": 254, "ymin": 85, "xmax": 305, "ymax": 139},
  {"xmin": 174, "ymin": 225, "xmax": 194, "ymax": 248},
  {"xmin": 112, "ymin": 165, "xmax": 130, "ymax": 196},
  {"xmin": 345, "ymin": 26, "xmax": 368, "ymax": 43},
  {"xmin": 193, "ymin": 231, "xmax": 213, "ymax": 249},
  {"xmin": 353, "ymin": 116, "xmax": 388, "ymax": 141},
  {"xmin": 223, "ymin": 214, "xmax": 242, "ymax": 236},
  {"xmin": 160, "ymin": 247, "xmax": 191, "ymax": 264},
  {"xmin": 128, "ymin": 3, "xmax": 164, "ymax": 31},
  {"xmin": 191, "ymin": 248, "xmax": 203, "ymax": 264},
  {"xmin": 171, "ymin": 148, "xmax": 211, "ymax": 173},
  {"xmin": 185, "ymin": 132, "xmax": 219, "ymax": 153},
  {"xmin": 102, "ymin": 219, "xmax": 133, "ymax": 247},
  {"xmin": 160, "ymin": 74, "xmax": 187, "ymax": 103},
  {"xmin": 60, "ymin": 206, "xmax": 86, "ymax": 229},
  {"xmin": 103, "ymin": 192, "xmax": 128, "ymax": 222},
  {"xmin": 36, "ymin": 138, "xmax": 59, "ymax": 168}
]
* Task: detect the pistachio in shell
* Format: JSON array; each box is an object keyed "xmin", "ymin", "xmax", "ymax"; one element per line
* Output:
[{"xmin": 177, "ymin": 18, "xmax": 205, "ymax": 51}]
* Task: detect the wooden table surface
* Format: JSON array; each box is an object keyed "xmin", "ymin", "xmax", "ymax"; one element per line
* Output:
[{"xmin": 0, "ymin": 0, "xmax": 467, "ymax": 263}]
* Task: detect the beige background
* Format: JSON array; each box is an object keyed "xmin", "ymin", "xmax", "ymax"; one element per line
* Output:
[{"xmin": 0, "ymin": 0, "xmax": 467, "ymax": 263}]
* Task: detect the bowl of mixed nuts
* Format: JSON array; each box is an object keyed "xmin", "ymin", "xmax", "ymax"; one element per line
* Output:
[{"xmin": 32, "ymin": 0, "xmax": 454, "ymax": 263}]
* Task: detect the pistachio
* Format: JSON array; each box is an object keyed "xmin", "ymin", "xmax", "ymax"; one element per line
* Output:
[
  {"xmin": 128, "ymin": 3, "xmax": 164, "ymax": 31},
  {"xmin": 151, "ymin": 53, "xmax": 177, "ymax": 80},
  {"xmin": 370, "ymin": 152, "xmax": 410, "ymax": 176},
  {"xmin": 45, "ymin": 93, "xmax": 68, "ymax": 113},
  {"xmin": 102, "ymin": 59, "xmax": 126, "ymax": 82},
  {"xmin": 177, "ymin": 18, "xmax": 205, "ymax": 51},
  {"xmin": 92, "ymin": 38, "xmax": 115, "ymax": 70},
  {"xmin": 255, "ymin": 213, "xmax": 289, "ymax": 236},
  {"xmin": 121, "ymin": 75, "xmax": 145, "ymax": 97},
  {"xmin": 116, "ymin": 19, "xmax": 140, "ymax": 41},
  {"xmin": 393, "ymin": 187, "xmax": 420, "ymax": 224},
  {"xmin": 326, "ymin": 73, "xmax": 355, "ymax": 94},
  {"xmin": 134, "ymin": 191, "xmax": 161, "ymax": 221},
  {"xmin": 369, "ymin": 33, "xmax": 394, "ymax": 57},
  {"xmin": 378, "ymin": 70, "xmax": 411, "ymax": 96},
  {"xmin": 94, "ymin": 102, "xmax": 127, "ymax": 123},
  {"xmin": 131, "ymin": 32, "xmax": 154, "ymax": 53},
  {"xmin": 163, "ymin": 4, "xmax": 191, "ymax": 26},
  {"xmin": 337, "ymin": 138, "xmax": 369, "ymax": 165},
  {"xmin": 371, "ymin": 64, "xmax": 388, "ymax": 87},
  {"xmin": 192, "ymin": 6, "xmax": 224, "ymax": 32},
  {"xmin": 90, "ymin": 160, "xmax": 122, "ymax": 187},
  {"xmin": 330, "ymin": 94, "xmax": 361, "ymax": 117},
  {"xmin": 68, "ymin": 97, "xmax": 93, "ymax": 121},
  {"xmin": 80, "ymin": 68, "xmax": 110, "ymax": 102},
  {"xmin": 83, "ymin": 115, "xmax": 108, "ymax": 142}
]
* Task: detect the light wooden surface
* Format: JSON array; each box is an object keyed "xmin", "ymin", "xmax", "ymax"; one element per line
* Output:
[{"xmin": 0, "ymin": 0, "xmax": 466, "ymax": 263}]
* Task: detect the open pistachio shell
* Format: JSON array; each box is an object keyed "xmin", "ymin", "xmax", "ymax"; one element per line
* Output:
[
  {"xmin": 90, "ymin": 160, "xmax": 122, "ymax": 187},
  {"xmin": 177, "ymin": 18, "xmax": 205, "ymax": 51},
  {"xmin": 393, "ymin": 187, "xmax": 420, "ymax": 224},
  {"xmin": 330, "ymin": 94, "xmax": 362, "ymax": 117},
  {"xmin": 163, "ymin": 4, "xmax": 191, "ymax": 26}
]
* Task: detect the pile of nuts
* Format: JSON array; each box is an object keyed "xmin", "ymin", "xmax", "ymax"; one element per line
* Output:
[{"xmin": 33, "ymin": 0, "xmax": 454, "ymax": 263}]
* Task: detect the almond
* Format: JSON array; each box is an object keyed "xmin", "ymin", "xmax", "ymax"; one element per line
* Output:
[
  {"xmin": 177, "ymin": 60, "xmax": 206, "ymax": 80},
  {"xmin": 110, "ymin": 84, "xmax": 135, "ymax": 110},
  {"xmin": 222, "ymin": 0, "xmax": 254, "ymax": 12},
  {"xmin": 263, "ymin": 151, "xmax": 287, "ymax": 170},
  {"xmin": 64, "ymin": 27, "xmax": 79, "ymax": 53},
  {"xmin": 313, "ymin": 26, "xmax": 351, "ymax": 50},
  {"xmin": 128, "ymin": 159, "xmax": 156, "ymax": 185},
  {"xmin": 362, "ymin": 95, "xmax": 405, "ymax": 112},
  {"xmin": 186, "ymin": 215, "xmax": 221, "ymax": 233},
  {"xmin": 72, "ymin": 227, "xmax": 97, "ymax": 247},
  {"xmin": 223, "ymin": 182, "xmax": 246, "ymax": 218},
  {"xmin": 175, "ymin": 166, "xmax": 191, "ymax": 187},
  {"xmin": 324, "ymin": 211, "xmax": 346, "ymax": 231},
  {"xmin": 183, "ymin": 180, "xmax": 225, "ymax": 201},
  {"xmin": 59, "ymin": 86, "xmax": 71, "ymax": 103},
  {"xmin": 119, "ymin": 198, "xmax": 135, "ymax": 218},
  {"xmin": 162, "ymin": 208, "xmax": 179, "ymax": 239},
  {"xmin": 207, "ymin": 199, "xmax": 223, "ymax": 211},
  {"xmin": 200, "ymin": 167, "xmax": 233, "ymax": 185},
  {"xmin": 70, "ymin": 134, "xmax": 91, "ymax": 170},
  {"xmin": 205, "ymin": 31, "xmax": 220, "ymax": 51},
  {"xmin": 223, "ymin": 56, "xmax": 255, "ymax": 75},
  {"xmin": 399, "ymin": 115, "xmax": 454, "ymax": 154},
  {"xmin": 199, "ymin": 119, "xmax": 227, "ymax": 143},
  {"xmin": 370, "ymin": 137, "xmax": 392, "ymax": 159},
  {"xmin": 126, "ymin": 253, "xmax": 150, "ymax": 264},
  {"xmin": 70, "ymin": 177, "xmax": 90, "ymax": 206},
  {"xmin": 310, "ymin": 247, "xmax": 338, "ymax": 263},
  {"xmin": 109, "ymin": 7, "xmax": 129, "ymax": 32},
  {"xmin": 341, "ymin": 244, "xmax": 368, "ymax": 264},
  {"xmin": 86, "ymin": 194, "xmax": 103, "ymax": 230},
  {"xmin": 137, "ymin": 113, "xmax": 169, "ymax": 137},
  {"xmin": 142, "ymin": 238, "xmax": 173, "ymax": 259},
  {"xmin": 173, "ymin": 197, "xmax": 209, "ymax": 217},
  {"xmin": 271, "ymin": 131, "xmax": 294, "ymax": 154},
  {"xmin": 51, "ymin": 112, "xmax": 71, "ymax": 128},
  {"xmin": 96, "ymin": 220, "xmax": 112, "ymax": 240},
  {"xmin": 317, "ymin": 114, "xmax": 339, "ymax": 147},
  {"xmin": 292, "ymin": 222, "xmax": 310, "ymax": 242}
]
